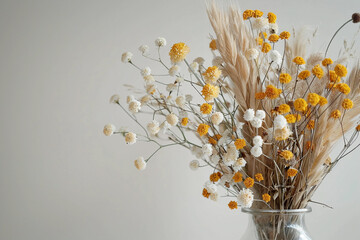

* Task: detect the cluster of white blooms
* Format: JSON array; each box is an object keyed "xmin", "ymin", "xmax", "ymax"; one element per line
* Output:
[
  {"xmin": 253, "ymin": 17, "xmax": 269, "ymax": 30},
  {"xmin": 109, "ymin": 94, "xmax": 120, "ymax": 104},
  {"xmin": 202, "ymin": 144, "xmax": 213, "ymax": 157},
  {"xmin": 155, "ymin": 37, "xmax": 166, "ymax": 47},
  {"xmin": 223, "ymin": 145, "xmax": 238, "ymax": 166},
  {"xmin": 189, "ymin": 160, "xmax": 200, "ymax": 170},
  {"xmin": 175, "ymin": 96, "xmax": 186, "ymax": 107},
  {"xmin": 244, "ymin": 108, "xmax": 265, "ymax": 129},
  {"xmin": 274, "ymin": 115, "xmax": 287, "ymax": 129},
  {"xmin": 166, "ymin": 113, "xmax": 178, "ymax": 126},
  {"xmin": 237, "ymin": 188, "xmax": 254, "ymax": 208},
  {"xmin": 243, "ymin": 108, "xmax": 255, "ymax": 121},
  {"xmin": 103, "ymin": 124, "xmax": 116, "ymax": 136},
  {"xmin": 253, "ymin": 135, "xmax": 263, "ymax": 147},
  {"xmin": 143, "ymin": 75, "xmax": 155, "ymax": 84},
  {"xmin": 128, "ymin": 99, "xmax": 141, "ymax": 113},
  {"xmin": 138, "ymin": 44, "xmax": 149, "ymax": 55},
  {"xmin": 269, "ymin": 50, "xmax": 282, "ymax": 66},
  {"xmin": 245, "ymin": 48, "xmax": 259, "ymax": 60},
  {"xmin": 189, "ymin": 61, "xmax": 199, "ymax": 72},
  {"xmin": 210, "ymin": 112, "xmax": 224, "ymax": 125},
  {"xmin": 147, "ymin": 120, "xmax": 160, "ymax": 135},
  {"xmin": 169, "ymin": 65, "xmax": 180, "ymax": 76},
  {"xmin": 125, "ymin": 132, "xmax": 137, "ymax": 144},
  {"xmin": 233, "ymin": 157, "xmax": 247, "ymax": 171},
  {"xmin": 141, "ymin": 67, "xmax": 151, "ymax": 76},
  {"xmin": 121, "ymin": 52, "xmax": 133, "ymax": 63},
  {"xmin": 134, "ymin": 156, "xmax": 146, "ymax": 170}
]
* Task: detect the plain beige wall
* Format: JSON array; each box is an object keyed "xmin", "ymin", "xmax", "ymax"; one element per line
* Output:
[{"xmin": 1, "ymin": 0, "xmax": 360, "ymax": 239}]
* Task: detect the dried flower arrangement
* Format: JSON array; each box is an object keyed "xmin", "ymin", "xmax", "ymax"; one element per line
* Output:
[{"xmin": 104, "ymin": 3, "xmax": 360, "ymax": 211}]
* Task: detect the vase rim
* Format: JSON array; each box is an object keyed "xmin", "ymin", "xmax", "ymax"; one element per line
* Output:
[{"xmin": 241, "ymin": 206, "xmax": 312, "ymax": 215}]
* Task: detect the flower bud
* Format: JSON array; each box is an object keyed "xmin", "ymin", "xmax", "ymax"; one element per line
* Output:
[{"xmin": 352, "ymin": 13, "xmax": 360, "ymax": 23}]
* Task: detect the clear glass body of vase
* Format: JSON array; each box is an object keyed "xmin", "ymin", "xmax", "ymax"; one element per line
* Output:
[{"xmin": 240, "ymin": 207, "xmax": 312, "ymax": 240}]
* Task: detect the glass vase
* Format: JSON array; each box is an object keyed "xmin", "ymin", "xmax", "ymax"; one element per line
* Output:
[{"xmin": 240, "ymin": 207, "xmax": 312, "ymax": 240}]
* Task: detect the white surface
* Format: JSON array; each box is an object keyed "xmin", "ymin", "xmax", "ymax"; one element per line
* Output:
[{"xmin": 0, "ymin": 0, "xmax": 360, "ymax": 239}]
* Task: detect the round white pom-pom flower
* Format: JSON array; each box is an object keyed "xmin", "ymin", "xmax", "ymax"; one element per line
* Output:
[
  {"xmin": 244, "ymin": 109, "xmax": 255, "ymax": 121},
  {"xmin": 269, "ymin": 50, "xmax": 282, "ymax": 66},
  {"xmin": 138, "ymin": 44, "xmax": 149, "ymax": 55},
  {"xmin": 127, "ymin": 95, "xmax": 135, "ymax": 103},
  {"xmin": 147, "ymin": 120, "xmax": 160, "ymax": 135},
  {"xmin": 166, "ymin": 113, "xmax": 179, "ymax": 126},
  {"xmin": 141, "ymin": 67, "xmax": 151, "ymax": 76},
  {"xmin": 103, "ymin": 124, "xmax": 116, "ymax": 136},
  {"xmin": 202, "ymin": 144, "xmax": 213, "ymax": 157},
  {"xmin": 233, "ymin": 158, "xmax": 247, "ymax": 171},
  {"xmin": 251, "ymin": 146, "xmax": 263, "ymax": 157},
  {"xmin": 269, "ymin": 23, "xmax": 279, "ymax": 34},
  {"xmin": 143, "ymin": 75, "xmax": 155, "ymax": 84},
  {"xmin": 256, "ymin": 110, "xmax": 266, "ymax": 120},
  {"xmin": 253, "ymin": 135, "xmax": 263, "ymax": 147},
  {"xmin": 109, "ymin": 94, "xmax": 120, "ymax": 104},
  {"xmin": 175, "ymin": 96, "xmax": 186, "ymax": 107},
  {"xmin": 205, "ymin": 181, "xmax": 217, "ymax": 194},
  {"xmin": 223, "ymin": 145, "xmax": 238, "ymax": 166},
  {"xmin": 274, "ymin": 115, "xmax": 287, "ymax": 129},
  {"xmin": 121, "ymin": 52, "xmax": 133, "ymax": 63},
  {"xmin": 155, "ymin": 37, "xmax": 167, "ymax": 47},
  {"xmin": 189, "ymin": 62, "xmax": 199, "ymax": 72},
  {"xmin": 185, "ymin": 94, "xmax": 193, "ymax": 102},
  {"xmin": 134, "ymin": 156, "xmax": 146, "ymax": 170},
  {"xmin": 128, "ymin": 100, "xmax": 141, "ymax": 113},
  {"xmin": 253, "ymin": 17, "xmax": 269, "ymax": 30},
  {"xmin": 210, "ymin": 192, "xmax": 219, "ymax": 201},
  {"xmin": 212, "ymin": 56, "xmax": 224, "ymax": 66},
  {"xmin": 211, "ymin": 112, "xmax": 224, "ymax": 125},
  {"xmin": 140, "ymin": 95, "xmax": 150, "ymax": 105},
  {"xmin": 237, "ymin": 189, "xmax": 254, "ymax": 208},
  {"xmin": 189, "ymin": 160, "xmax": 200, "ymax": 170},
  {"xmin": 169, "ymin": 65, "xmax": 180, "ymax": 76},
  {"xmin": 250, "ymin": 117, "xmax": 262, "ymax": 128},
  {"xmin": 175, "ymin": 77, "xmax": 184, "ymax": 84},
  {"xmin": 166, "ymin": 83, "xmax": 176, "ymax": 92},
  {"xmin": 125, "ymin": 132, "xmax": 137, "ymax": 144},
  {"xmin": 245, "ymin": 48, "xmax": 259, "ymax": 60},
  {"xmin": 193, "ymin": 57, "xmax": 205, "ymax": 66}
]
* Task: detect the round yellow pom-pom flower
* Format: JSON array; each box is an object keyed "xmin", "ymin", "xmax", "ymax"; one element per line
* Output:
[
  {"xmin": 244, "ymin": 177, "xmax": 255, "ymax": 188},
  {"xmin": 262, "ymin": 193, "xmax": 271, "ymax": 203},
  {"xmin": 202, "ymin": 66, "xmax": 221, "ymax": 83},
  {"xmin": 169, "ymin": 42, "xmax": 190, "ymax": 63},
  {"xmin": 262, "ymin": 42, "xmax": 272, "ymax": 53},
  {"xmin": 356, "ymin": 125, "xmax": 360, "ymax": 131},
  {"xmin": 331, "ymin": 109, "xmax": 341, "ymax": 119},
  {"xmin": 294, "ymin": 98, "xmax": 308, "ymax": 112},
  {"xmin": 287, "ymin": 168, "xmax": 298, "ymax": 178},
  {"xmin": 307, "ymin": 93, "xmax": 320, "ymax": 106},
  {"xmin": 307, "ymin": 120, "xmax": 315, "ymax": 130},
  {"xmin": 329, "ymin": 70, "xmax": 340, "ymax": 83},
  {"xmin": 278, "ymin": 104, "xmax": 291, "ymax": 114},
  {"xmin": 265, "ymin": 85, "xmax": 282, "ymax": 99},
  {"xmin": 279, "ymin": 31, "xmax": 290, "ymax": 40},
  {"xmin": 312, "ymin": 64, "xmax": 324, "ymax": 79},
  {"xmin": 334, "ymin": 64, "xmax": 347, "ymax": 77},
  {"xmin": 232, "ymin": 172, "xmax": 243, "ymax": 183},
  {"xmin": 197, "ymin": 123, "xmax": 210, "ymax": 136},
  {"xmin": 209, "ymin": 39, "xmax": 217, "ymax": 50},
  {"xmin": 268, "ymin": 34, "xmax": 280, "ymax": 42},
  {"xmin": 253, "ymin": 10, "xmax": 263, "ymax": 18},
  {"xmin": 234, "ymin": 138, "xmax": 246, "ymax": 150},
  {"xmin": 200, "ymin": 103, "xmax": 213, "ymax": 114},
  {"xmin": 210, "ymin": 172, "xmax": 221, "ymax": 182},
  {"xmin": 267, "ymin": 12, "xmax": 277, "ymax": 23},
  {"xmin": 243, "ymin": 9, "xmax": 254, "ymax": 20},
  {"xmin": 181, "ymin": 117, "xmax": 188, "ymax": 126},
  {"xmin": 255, "ymin": 173, "xmax": 264, "ymax": 181},
  {"xmin": 256, "ymin": 37, "xmax": 264, "ymax": 45},
  {"xmin": 322, "ymin": 58, "xmax": 333, "ymax": 66},
  {"xmin": 342, "ymin": 98, "xmax": 353, "ymax": 109},
  {"xmin": 202, "ymin": 188, "xmax": 210, "ymax": 198},
  {"xmin": 259, "ymin": 32, "xmax": 268, "ymax": 39},
  {"xmin": 337, "ymin": 83, "xmax": 351, "ymax": 95},
  {"xmin": 298, "ymin": 70, "xmax": 311, "ymax": 80},
  {"xmin": 202, "ymin": 84, "xmax": 220, "ymax": 101},
  {"xmin": 293, "ymin": 56, "xmax": 305, "ymax": 65},
  {"xmin": 279, "ymin": 73, "xmax": 292, "ymax": 84},
  {"xmin": 228, "ymin": 201, "xmax": 238, "ymax": 210},
  {"xmin": 280, "ymin": 150, "xmax": 293, "ymax": 160},
  {"xmin": 285, "ymin": 114, "xmax": 297, "ymax": 123},
  {"xmin": 319, "ymin": 96, "xmax": 328, "ymax": 106},
  {"xmin": 255, "ymin": 92, "xmax": 266, "ymax": 100}
]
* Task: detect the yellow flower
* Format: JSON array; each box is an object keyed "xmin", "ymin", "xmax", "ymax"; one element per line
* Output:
[
  {"xmin": 280, "ymin": 150, "xmax": 293, "ymax": 160},
  {"xmin": 232, "ymin": 172, "xmax": 243, "ymax": 183},
  {"xmin": 253, "ymin": 10, "xmax": 263, "ymax": 18},
  {"xmin": 285, "ymin": 114, "xmax": 296, "ymax": 123},
  {"xmin": 279, "ymin": 31, "xmax": 290, "ymax": 40},
  {"xmin": 262, "ymin": 193, "xmax": 271, "ymax": 203},
  {"xmin": 293, "ymin": 56, "xmax": 305, "ymax": 65},
  {"xmin": 200, "ymin": 103, "xmax": 213, "ymax": 114},
  {"xmin": 307, "ymin": 120, "xmax": 315, "ymax": 130},
  {"xmin": 202, "ymin": 188, "xmax": 210, "ymax": 198},
  {"xmin": 228, "ymin": 201, "xmax": 238, "ymax": 210},
  {"xmin": 243, "ymin": 10, "xmax": 254, "ymax": 20},
  {"xmin": 208, "ymin": 136, "xmax": 217, "ymax": 145},
  {"xmin": 202, "ymin": 66, "xmax": 222, "ymax": 83},
  {"xmin": 265, "ymin": 85, "xmax": 282, "ymax": 99},
  {"xmin": 244, "ymin": 177, "xmax": 254, "ymax": 188},
  {"xmin": 342, "ymin": 99, "xmax": 353, "ymax": 109},
  {"xmin": 312, "ymin": 64, "xmax": 324, "ymax": 79},
  {"xmin": 329, "ymin": 70, "xmax": 340, "ymax": 83},
  {"xmin": 210, "ymin": 172, "xmax": 221, "ymax": 182},
  {"xmin": 294, "ymin": 98, "xmax": 308, "ymax": 112},
  {"xmin": 337, "ymin": 83, "xmax": 351, "ymax": 95},
  {"xmin": 334, "ymin": 64, "xmax": 347, "ymax": 77},
  {"xmin": 279, "ymin": 73, "xmax": 292, "ymax": 84},
  {"xmin": 268, "ymin": 34, "xmax": 280, "ymax": 42},
  {"xmin": 322, "ymin": 58, "xmax": 333, "ymax": 66},
  {"xmin": 169, "ymin": 42, "xmax": 190, "ymax": 63},
  {"xmin": 319, "ymin": 96, "xmax": 328, "ymax": 106},
  {"xmin": 234, "ymin": 138, "xmax": 246, "ymax": 150},
  {"xmin": 209, "ymin": 39, "xmax": 217, "ymax": 50},
  {"xmin": 197, "ymin": 123, "xmax": 210, "ymax": 136},
  {"xmin": 307, "ymin": 93, "xmax": 320, "ymax": 106},
  {"xmin": 278, "ymin": 104, "xmax": 291, "ymax": 114},
  {"xmin": 181, "ymin": 117, "xmax": 189, "ymax": 126},
  {"xmin": 287, "ymin": 168, "xmax": 298, "ymax": 178},
  {"xmin": 255, "ymin": 173, "xmax": 264, "ymax": 181},
  {"xmin": 262, "ymin": 42, "xmax": 272, "ymax": 53},
  {"xmin": 256, "ymin": 37, "xmax": 264, "ymax": 45},
  {"xmin": 298, "ymin": 70, "xmax": 311, "ymax": 80},
  {"xmin": 331, "ymin": 110, "xmax": 341, "ymax": 119},
  {"xmin": 202, "ymin": 84, "xmax": 220, "ymax": 101},
  {"xmin": 267, "ymin": 12, "xmax": 277, "ymax": 23},
  {"xmin": 356, "ymin": 125, "xmax": 360, "ymax": 131},
  {"xmin": 259, "ymin": 32, "xmax": 268, "ymax": 39},
  {"xmin": 255, "ymin": 92, "xmax": 266, "ymax": 100}
]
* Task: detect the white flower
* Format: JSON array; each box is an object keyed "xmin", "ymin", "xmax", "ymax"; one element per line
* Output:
[
  {"xmin": 274, "ymin": 115, "xmax": 287, "ymax": 129},
  {"xmin": 138, "ymin": 44, "xmax": 149, "ymax": 55},
  {"xmin": 250, "ymin": 117, "xmax": 262, "ymax": 128},
  {"xmin": 169, "ymin": 65, "xmax": 180, "ymax": 76},
  {"xmin": 237, "ymin": 188, "xmax": 254, "ymax": 208},
  {"xmin": 211, "ymin": 112, "xmax": 224, "ymax": 125},
  {"xmin": 202, "ymin": 144, "xmax": 213, "ymax": 157},
  {"xmin": 127, "ymin": 95, "xmax": 135, "ymax": 103},
  {"xmin": 175, "ymin": 96, "xmax": 185, "ymax": 107},
  {"xmin": 253, "ymin": 135, "xmax": 263, "ymax": 147},
  {"xmin": 175, "ymin": 77, "xmax": 183, "ymax": 83},
  {"xmin": 256, "ymin": 110, "xmax": 266, "ymax": 120},
  {"xmin": 140, "ymin": 95, "xmax": 150, "ymax": 105},
  {"xmin": 146, "ymin": 84, "xmax": 156, "ymax": 95},
  {"xmin": 189, "ymin": 62, "xmax": 199, "ymax": 72},
  {"xmin": 245, "ymin": 48, "xmax": 259, "ymax": 60},
  {"xmin": 251, "ymin": 146, "xmax": 263, "ymax": 157},
  {"xmin": 191, "ymin": 146, "xmax": 203, "ymax": 159},
  {"xmin": 143, "ymin": 75, "xmax": 155, "ymax": 84},
  {"xmin": 109, "ymin": 94, "xmax": 120, "ymax": 104},
  {"xmin": 193, "ymin": 57, "xmax": 205, "ymax": 66},
  {"xmin": 253, "ymin": 17, "xmax": 269, "ymax": 30},
  {"xmin": 141, "ymin": 67, "xmax": 151, "ymax": 76},
  {"xmin": 269, "ymin": 50, "xmax": 282, "ymax": 66},
  {"xmin": 185, "ymin": 94, "xmax": 193, "ymax": 102},
  {"xmin": 166, "ymin": 83, "xmax": 176, "ymax": 92},
  {"xmin": 244, "ymin": 109, "xmax": 255, "ymax": 121},
  {"xmin": 147, "ymin": 120, "xmax": 160, "ymax": 135},
  {"xmin": 223, "ymin": 145, "xmax": 238, "ymax": 166},
  {"xmin": 210, "ymin": 155, "xmax": 220, "ymax": 164},
  {"xmin": 189, "ymin": 160, "xmax": 200, "ymax": 170},
  {"xmin": 128, "ymin": 100, "xmax": 141, "ymax": 113},
  {"xmin": 103, "ymin": 124, "xmax": 116, "ymax": 136},
  {"xmin": 160, "ymin": 121, "xmax": 171, "ymax": 133},
  {"xmin": 205, "ymin": 181, "xmax": 217, "ymax": 194},
  {"xmin": 233, "ymin": 158, "xmax": 247, "ymax": 171},
  {"xmin": 134, "ymin": 156, "xmax": 146, "ymax": 170},
  {"xmin": 269, "ymin": 23, "xmax": 279, "ymax": 34},
  {"xmin": 212, "ymin": 56, "xmax": 223, "ymax": 66},
  {"xmin": 209, "ymin": 192, "xmax": 219, "ymax": 201},
  {"xmin": 166, "ymin": 113, "xmax": 178, "ymax": 126},
  {"xmin": 155, "ymin": 37, "xmax": 167, "ymax": 47},
  {"xmin": 121, "ymin": 52, "xmax": 133, "ymax": 63}
]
